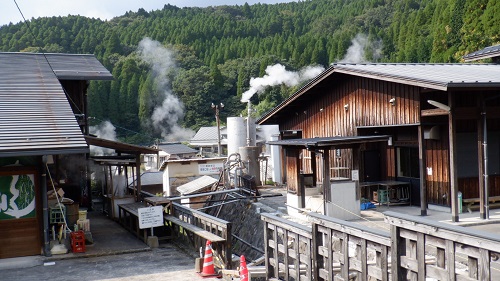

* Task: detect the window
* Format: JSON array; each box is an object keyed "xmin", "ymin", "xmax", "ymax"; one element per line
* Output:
[{"xmin": 397, "ymin": 147, "xmax": 419, "ymax": 178}]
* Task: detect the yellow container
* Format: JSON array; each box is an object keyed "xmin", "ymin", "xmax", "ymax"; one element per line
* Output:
[{"xmin": 78, "ymin": 209, "xmax": 87, "ymax": 221}]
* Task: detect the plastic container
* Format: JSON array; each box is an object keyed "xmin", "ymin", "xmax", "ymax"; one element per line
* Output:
[
  {"xmin": 78, "ymin": 209, "xmax": 87, "ymax": 221},
  {"xmin": 71, "ymin": 230, "xmax": 86, "ymax": 253}
]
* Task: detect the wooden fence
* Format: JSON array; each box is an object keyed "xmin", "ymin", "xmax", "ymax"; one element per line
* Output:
[
  {"xmin": 167, "ymin": 202, "xmax": 233, "ymax": 269},
  {"xmin": 262, "ymin": 210, "xmax": 500, "ymax": 280}
]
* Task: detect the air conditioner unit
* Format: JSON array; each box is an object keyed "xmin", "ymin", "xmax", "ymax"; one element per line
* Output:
[{"xmin": 424, "ymin": 126, "xmax": 440, "ymax": 140}]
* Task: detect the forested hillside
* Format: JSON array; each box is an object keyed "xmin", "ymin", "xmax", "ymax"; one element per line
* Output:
[{"xmin": 0, "ymin": 0, "xmax": 499, "ymax": 144}]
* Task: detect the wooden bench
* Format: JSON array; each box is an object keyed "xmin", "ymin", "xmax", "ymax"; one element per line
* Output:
[
  {"xmin": 164, "ymin": 214, "xmax": 225, "ymax": 243},
  {"xmin": 462, "ymin": 196, "xmax": 500, "ymax": 213},
  {"xmin": 119, "ymin": 202, "xmax": 174, "ymax": 244},
  {"xmin": 118, "ymin": 202, "xmax": 148, "ymax": 243}
]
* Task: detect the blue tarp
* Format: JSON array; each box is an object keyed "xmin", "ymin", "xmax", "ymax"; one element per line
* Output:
[{"xmin": 360, "ymin": 202, "xmax": 376, "ymax": 210}]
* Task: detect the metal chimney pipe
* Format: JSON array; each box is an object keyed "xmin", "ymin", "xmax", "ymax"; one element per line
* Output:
[{"xmin": 247, "ymin": 101, "xmax": 252, "ymax": 146}]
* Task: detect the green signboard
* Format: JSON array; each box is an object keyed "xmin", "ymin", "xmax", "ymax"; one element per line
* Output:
[{"xmin": 0, "ymin": 174, "xmax": 36, "ymax": 220}]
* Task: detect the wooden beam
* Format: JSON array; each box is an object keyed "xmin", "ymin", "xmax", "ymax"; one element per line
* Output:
[{"xmin": 421, "ymin": 108, "xmax": 448, "ymax": 117}]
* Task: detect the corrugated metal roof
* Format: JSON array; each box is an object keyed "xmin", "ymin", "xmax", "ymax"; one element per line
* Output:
[
  {"xmin": 463, "ymin": 45, "xmax": 500, "ymax": 62},
  {"xmin": 258, "ymin": 63, "xmax": 500, "ymax": 124},
  {"xmin": 176, "ymin": 175, "xmax": 218, "ymax": 195},
  {"xmin": 268, "ymin": 135, "xmax": 390, "ymax": 148},
  {"xmin": 85, "ymin": 135, "xmax": 159, "ymax": 154},
  {"xmin": 0, "ymin": 52, "xmax": 111, "ymax": 157},
  {"xmin": 333, "ymin": 63, "xmax": 500, "ymax": 90},
  {"xmin": 158, "ymin": 143, "xmax": 197, "ymax": 155},
  {"xmin": 1, "ymin": 52, "xmax": 113, "ymax": 80}
]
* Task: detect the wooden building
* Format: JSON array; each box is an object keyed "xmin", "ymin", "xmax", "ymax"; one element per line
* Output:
[
  {"xmin": 0, "ymin": 52, "xmax": 112, "ymax": 259},
  {"xmin": 258, "ymin": 62, "xmax": 500, "ymax": 222}
]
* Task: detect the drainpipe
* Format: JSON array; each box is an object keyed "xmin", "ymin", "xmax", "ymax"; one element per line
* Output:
[
  {"xmin": 481, "ymin": 94, "xmax": 500, "ymax": 220},
  {"xmin": 42, "ymin": 155, "xmax": 52, "ymax": 257},
  {"xmin": 482, "ymin": 100, "xmax": 489, "ymax": 219}
]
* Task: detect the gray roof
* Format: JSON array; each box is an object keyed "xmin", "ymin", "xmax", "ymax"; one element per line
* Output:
[
  {"xmin": 0, "ymin": 52, "xmax": 111, "ymax": 157},
  {"xmin": 268, "ymin": 135, "xmax": 390, "ymax": 148},
  {"xmin": 463, "ymin": 45, "xmax": 500, "ymax": 62},
  {"xmin": 158, "ymin": 143, "xmax": 197, "ymax": 154},
  {"xmin": 128, "ymin": 171, "xmax": 163, "ymax": 186},
  {"xmin": 189, "ymin": 126, "xmax": 227, "ymax": 146},
  {"xmin": 176, "ymin": 175, "xmax": 218, "ymax": 195},
  {"xmin": 333, "ymin": 63, "xmax": 500, "ymax": 90},
  {"xmin": 258, "ymin": 63, "xmax": 500, "ymax": 124},
  {"xmin": 39, "ymin": 53, "xmax": 112, "ymax": 80}
]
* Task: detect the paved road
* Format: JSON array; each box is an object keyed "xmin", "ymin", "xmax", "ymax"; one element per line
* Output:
[{"xmin": 0, "ymin": 244, "xmax": 221, "ymax": 281}]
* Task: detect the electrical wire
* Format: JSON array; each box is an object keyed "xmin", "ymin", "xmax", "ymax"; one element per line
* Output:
[{"xmin": 13, "ymin": 0, "xmax": 84, "ymax": 115}]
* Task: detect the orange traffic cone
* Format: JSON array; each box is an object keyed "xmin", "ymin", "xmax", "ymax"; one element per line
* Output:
[
  {"xmin": 198, "ymin": 240, "xmax": 221, "ymax": 278},
  {"xmin": 239, "ymin": 255, "xmax": 248, "ymax": 281}
]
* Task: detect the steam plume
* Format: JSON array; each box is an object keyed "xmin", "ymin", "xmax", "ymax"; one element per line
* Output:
[
  {"xmin": 339, "ymin": 34, "xmax": 382, "ymax": 63},
  {"xmin": 241, "ymin": 64, "xmax": 325, "ymax": 103},
  {"xmin": 89, "ymin": 120, "xmax": 117, "ymax": 155},
  {"xmin": 138, "ymin": 38, "xmax": 194, "ymax": 141}
]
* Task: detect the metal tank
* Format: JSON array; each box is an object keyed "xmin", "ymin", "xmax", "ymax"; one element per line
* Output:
[
  {"xmin": 239, "ymin": 146, "xmax": 261, "ymax": 186},
  {"xmin": 226, "ymin": 117, "xmax": 246, "ymax": 156}
]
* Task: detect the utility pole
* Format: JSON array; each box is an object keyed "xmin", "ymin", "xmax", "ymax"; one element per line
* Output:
[{"xmin": 211, "ymin": 102, "xmax": 224, "ymax": 156}]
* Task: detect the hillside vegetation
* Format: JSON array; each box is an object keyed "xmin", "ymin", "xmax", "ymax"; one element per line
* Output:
[{"xmin": 0, "ymin": 0, "xmax": 498, "ymax": 144}]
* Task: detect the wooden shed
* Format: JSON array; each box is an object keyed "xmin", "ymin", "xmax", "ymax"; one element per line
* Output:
[
  {"xmin": 0, "ymin": 52, "xmax": 112, "ymax": 259},
  {"xmin": 258, "ymin": 63, "xmax": 500, "ymax": 222}
]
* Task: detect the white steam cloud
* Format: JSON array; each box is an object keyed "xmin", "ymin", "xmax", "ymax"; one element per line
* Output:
[
  {"xmin": 241, "ymin": 64, "xmax": 325, "ymax": 103},
  {"xmin": 138, "ymin": 38, "xmax": 195, "ymax": 141},
  {"xmin": 89, "ymin": 120, "xmax": 117, "ymax": 156},
  {"xmin": 339, "ymin": 34, "xmax": 382, "ymax": 63}
]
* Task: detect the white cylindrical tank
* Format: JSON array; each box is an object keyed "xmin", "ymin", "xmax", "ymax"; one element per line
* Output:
[
  {"xmin": 227, "ymin": 117, "xmax": 246, "ymax": 156},
  {"xmin": 270, "ymin": 134, "xmax": 282, "ymax": 184}
]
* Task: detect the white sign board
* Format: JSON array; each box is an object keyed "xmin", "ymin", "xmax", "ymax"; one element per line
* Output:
[
  {"xmin": 351, "ymin": 170, "xmax": 359, "ymax": 181},
  {"xmin": 198, "ymin": 163, "xmax": 223, "ymax": 175},
  {"xmin": 138, "ymin": 206, "xmax": 164, "ymax": 229}
]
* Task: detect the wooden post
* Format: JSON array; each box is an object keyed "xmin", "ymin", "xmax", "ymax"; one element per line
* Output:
[
  {"xmin": 391, "ymin": 224, "xmax": 406, "ymax": 281},
  {"xmin": 311, "ymin": 223, "xmax": 321, "ymax": 281},
  {"xmin": 225, "ymin": 222, "xmax": 232, "ymax": 269},
  {"xmin": 136, "ymin": 153, "xmax": 141, "ymax": 201},
  {"xmin": 418, "ymin": 125, "xmax": 427, "ymax": 216},
  {"xmin": 323, "ymin": 149, "xmax": 330, "ymax": 215},
  {"xmin": 448, "ymin": 93, "xmax": 459, "ymax": 222},
  {"xmin": 416, "ymin": 232, "xmax": 426, "ymax": 281},
  {"xmin": 311, "ymin": 151, "xmax": 317, "ymax": 185}
]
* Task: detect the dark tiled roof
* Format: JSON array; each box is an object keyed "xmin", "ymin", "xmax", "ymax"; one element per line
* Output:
[
  {"xmin": 158, "ymin": 143, "xmax": 197, "ymax": 154},
  {"xmin": 463, "ymin": 45, "xmax": 500, "ymax": 62},
  {"xmin": 139, "ymin": 171, "xmax": 164, "ymax": 186}
]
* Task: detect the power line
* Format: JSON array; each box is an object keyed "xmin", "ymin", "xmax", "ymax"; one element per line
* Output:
[{"xmin": 13, "ymin": 0, "xmax": 84, "ymax": 115}]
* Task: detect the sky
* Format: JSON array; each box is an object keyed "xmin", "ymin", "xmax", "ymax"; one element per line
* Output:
[{"xmin": 1, "ymin": 0, "xmax": 296, "ymax": 26}]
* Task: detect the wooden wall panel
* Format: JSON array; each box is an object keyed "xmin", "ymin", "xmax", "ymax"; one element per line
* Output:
[
  {"xmin": 424, "ymin": 134, "xmax": 450, "ymax": 206},
  {"xmin": 0, "ymin": 219, "xmax": 41, "ymax": 258},
  {"xmin": 279, "ymin": 76, "xmax": 421, "ymax": 183}
]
